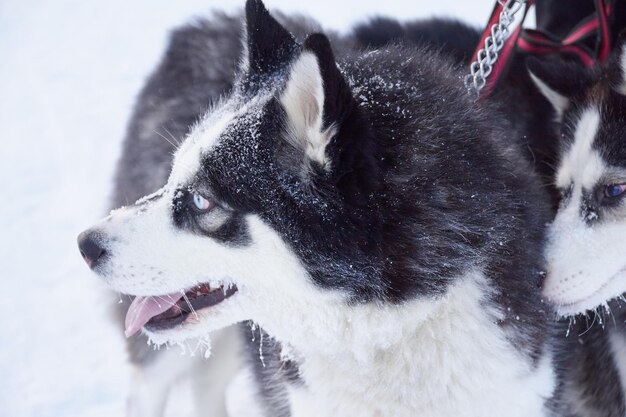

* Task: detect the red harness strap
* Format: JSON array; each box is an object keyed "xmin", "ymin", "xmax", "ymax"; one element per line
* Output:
[{"xmin": 473, "ymin": 0, "xmax": 614, "ymax": 98}]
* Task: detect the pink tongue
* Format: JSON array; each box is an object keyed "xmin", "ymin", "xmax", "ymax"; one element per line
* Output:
[{"xmin": 124, "ymin": 293, "xmax": 183, "ymax": 338}]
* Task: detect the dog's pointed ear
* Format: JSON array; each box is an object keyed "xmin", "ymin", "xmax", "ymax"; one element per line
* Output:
[
  {"xmin": 527, "ymin": 57, "xmax": 593, "ymax": 120},
  {"xmin": 242, "ymin": 0, "xmax": 298, "ymax": 76},
  {"xmin": 527, "ymin": 58, "xmax": 571, "ymax": 120},
  {"xmin": 279, "ymin": 33, "xmax": 364, "ymax": 172}
]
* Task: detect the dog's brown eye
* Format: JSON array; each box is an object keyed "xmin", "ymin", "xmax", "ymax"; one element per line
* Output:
[{"xmin": 191, "ymin": 192, "xmax": 214, "ymax": 212}]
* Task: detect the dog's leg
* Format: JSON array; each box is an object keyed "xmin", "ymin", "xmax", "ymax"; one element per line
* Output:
[
  {"xmin": 190, "ymin": 326, "xmax": 243, "ymax": 417},
  {"xmin": 225, "ymin": 367, "xmax": 267, "ymax": 417},
  {"xmin": 126, "ymin": 346, "xmax": 194, "ymax": 417},
  {"xmin": 125, "ymin": 328, "xmax": 242, "ymax": 417}
]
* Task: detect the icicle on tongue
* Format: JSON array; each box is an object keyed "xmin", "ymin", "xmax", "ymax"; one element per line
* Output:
[{"xmin": 124, "ymin": 293, "xmax": 183, "ymax": 338}]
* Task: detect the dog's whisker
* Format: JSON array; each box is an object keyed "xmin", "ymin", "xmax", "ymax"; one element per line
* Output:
[
  {"xmin": 162, "ymin": 126, "xmax": 182, "ymax": 146},
  {"xmin": 181, "ymin": 291, "xmax": 199, "ymax": 320},
  {"xmin": 153, "ymin": 128, "xmax": 179, "ymax": 150},
  {"xmin": 579, "ymin": 309, "xmax": 598, "ymax": 337},
  {"xmin": 155, "ymin": 294, "xmax": 179, "ymax": 308}
]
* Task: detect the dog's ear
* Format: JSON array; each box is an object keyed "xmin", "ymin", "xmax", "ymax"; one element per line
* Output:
[
  {"xmin": 527, "ymin": 58, "xmax": 571, "ymax": 120},
  {"xmin": 611, "ymin": 30, "xmax": 626, "ymax": 95},
  {"xmin": 241, "ymin": 0, "xmax": 298, "ymax": 77},
  {"xmin": 280, "ymin": 33, "xmax": 368, "ymax": 175},
  {"xmin": 527, "ymin": 57, "xmax": 594, "ymax": 121}
]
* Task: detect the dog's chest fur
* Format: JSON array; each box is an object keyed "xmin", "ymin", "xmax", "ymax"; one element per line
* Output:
[{"xmin": 271, "ymin": 272, "xmax": 555, "ymax": 417}]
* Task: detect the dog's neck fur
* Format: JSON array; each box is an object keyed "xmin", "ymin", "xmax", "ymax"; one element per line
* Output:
[
  {"xmin": 610, "ymin": 330, "xmax": 626, "ymax": 411},
  {"xmin": 604, "ymin": 308, "xmax": 626, "ymax": 410},
  {"xmin": 250, "ymin": 267, "xmax": 555, "ymax": 417}
]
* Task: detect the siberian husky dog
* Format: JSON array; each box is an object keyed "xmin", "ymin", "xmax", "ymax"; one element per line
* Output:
[
  {"xmin": 108, "ymin": 14, "xmax": 246, "ymax": 417},
  {"xmin": 530, "ymin": 48, "xmax": 626, "ymax": 318},
  {"xmin": 106, "ymin": 10, "xmax": 324, "ymax": 417},
  {"xmin": 79, "ymin": 1, "xmax": 558, "ymax": 416},
  {"xmin": 104, "ymin": 9, "xmax": 480, "ymax": 417},
  {"xmin": 528, "ymin": 42, "xmax": 626, "ymax": 416}
]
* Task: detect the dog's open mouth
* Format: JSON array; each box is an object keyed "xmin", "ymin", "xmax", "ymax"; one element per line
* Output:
[{"xmin": 124, "ymin": 282, "xmax": 238, "ymax": 337}]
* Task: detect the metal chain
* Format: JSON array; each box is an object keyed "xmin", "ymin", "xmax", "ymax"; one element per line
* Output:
[{"xmin": 464, "ymin": 0, "xmax": 527, "ymax": 98}]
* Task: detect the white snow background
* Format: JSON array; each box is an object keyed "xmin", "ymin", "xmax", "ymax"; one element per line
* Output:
[{"xmin": 0, "ymin": 1, "xmax": 491, "ymax": 416}]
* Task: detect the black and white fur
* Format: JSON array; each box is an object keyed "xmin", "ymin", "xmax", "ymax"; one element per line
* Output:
[
  {"xmin": 107, "ymin": 11, "xmax": 328, "ymax": 417},
  {"xmin": 80, "ymin": 2, "xmax": 558, "ymax": 415},
  {"xmin": 529, "ymin": 49, "xmax": 626, "ymax": 317},
  {"xmin": 108, "ymin": 13, "xmax": 246, "ymax": 417},
  {"xmin": 107, "ymin": 10, "xmax": 481, "ymax": 417},
  {"xmin": 528, "ymin": 39, "xmax": 626, "ymax": 416}
]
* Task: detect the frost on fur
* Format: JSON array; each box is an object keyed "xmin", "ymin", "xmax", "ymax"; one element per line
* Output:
[{"xmin": 77, "ymin": 2, "xmax": 560, "ymax": 416}]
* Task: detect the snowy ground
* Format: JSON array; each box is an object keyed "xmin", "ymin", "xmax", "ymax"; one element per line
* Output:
[{"xmin": 0, "ymin": 1, "xmax": 490, "ymax": 416}]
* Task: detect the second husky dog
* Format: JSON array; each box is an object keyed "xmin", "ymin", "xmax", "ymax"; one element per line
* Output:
[
  {"xmin": 80, "ymin": 1, "xmax": 557, "ymax": 416},
  {"xmin": 529, "ymin": 40, "xmax": 626, "ymax": 416}
]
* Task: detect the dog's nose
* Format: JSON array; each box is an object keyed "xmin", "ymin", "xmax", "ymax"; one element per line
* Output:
[{"xmin": 77, "ymin": 230, "xmax": 106, "ymax": 268}]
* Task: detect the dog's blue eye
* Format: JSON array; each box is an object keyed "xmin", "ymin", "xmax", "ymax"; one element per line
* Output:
[
  {"xmin": 191, "ymin": 192, "xmax": 213, "ymax": 212},
  {"xmin": 604, "ymin": 184, "xmax": 626, "ymax": 198}
]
